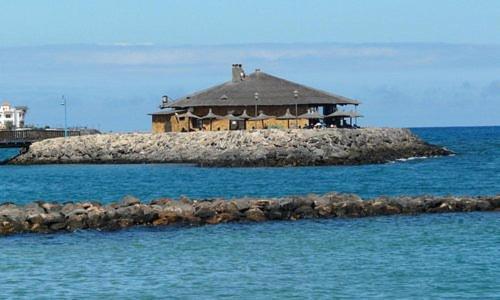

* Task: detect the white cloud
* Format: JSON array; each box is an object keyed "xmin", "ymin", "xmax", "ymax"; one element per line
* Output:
[{"xmin": 48, "ymin": 44, "xmax": 402, "ymax": 66}]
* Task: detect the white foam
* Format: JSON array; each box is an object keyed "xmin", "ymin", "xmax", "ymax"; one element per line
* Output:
[{"xmin": 395, "ymin": 156, "xmax": 428, "ymax": 162}]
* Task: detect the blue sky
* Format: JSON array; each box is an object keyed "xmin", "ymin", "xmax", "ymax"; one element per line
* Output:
[
  {"xmin": 0, "ymin": 1, "xmax": 499, "ymax": 131},
  {"xmin": 1, "ymin": 0, "xmax": 499, "ymax": 46}
]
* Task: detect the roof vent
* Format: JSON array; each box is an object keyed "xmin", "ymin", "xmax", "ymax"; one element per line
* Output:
[
  {"xmin": 232, "ymin": 64, "xmax": 246, "ymax": 82},
  {"xmin": 220, "ymin": 95, "xmax": 228, "ymax": 101}
]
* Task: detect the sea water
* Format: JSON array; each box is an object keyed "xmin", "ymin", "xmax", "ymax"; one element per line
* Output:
[{"xmin": 0, "ymin": 126, "xmax": 499, "ymax": 298}]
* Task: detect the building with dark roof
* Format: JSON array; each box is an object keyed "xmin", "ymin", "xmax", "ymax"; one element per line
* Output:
[{"xmin": 150, "ymin": 64, "xmax": 361, "ymax": 132}]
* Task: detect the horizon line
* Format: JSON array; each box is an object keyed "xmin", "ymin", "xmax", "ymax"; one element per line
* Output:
[{"xmin": 2, "ymin": 41, "xmax": 500, "ymax": 49}]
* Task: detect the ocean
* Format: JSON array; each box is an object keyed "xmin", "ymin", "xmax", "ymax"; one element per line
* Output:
[{"xmin": 1, "ymin": 126, "xmax": 499, "ymax": 298}]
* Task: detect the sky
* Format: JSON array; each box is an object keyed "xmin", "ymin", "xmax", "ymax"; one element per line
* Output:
[{"xmin": 0, "ymin": 0, "xmax": 499, "ymax": 131}]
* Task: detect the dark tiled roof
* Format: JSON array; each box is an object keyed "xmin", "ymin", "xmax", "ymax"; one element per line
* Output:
[{"xmin": 166, "ymin": 71, "xmax": 360, "ymax": 108}]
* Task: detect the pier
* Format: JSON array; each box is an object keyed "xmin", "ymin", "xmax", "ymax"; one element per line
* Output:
[{"xmin": 0, "ymin": 129, "xmax": 81, "ymax": 148}]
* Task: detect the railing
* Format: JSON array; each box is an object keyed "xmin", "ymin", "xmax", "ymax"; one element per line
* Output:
[{"xmin": 0, "ymin": 129, "xmax": 81, "ymax": 143}]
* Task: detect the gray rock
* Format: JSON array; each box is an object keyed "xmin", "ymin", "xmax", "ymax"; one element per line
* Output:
[
  {"xmin": 119, "ymin": 196, "xmax": 141, "ymax": 207},
  {"xmin": 7, "ymin": 128, "xmax": 452, "ymax": 167},
  {"xmin": 245, "ymin": 208, "xmax": 267, "ymax": 222},
  {"xmin": 2, "ymin": 193, "xmax": 497, "ymax": 236}
]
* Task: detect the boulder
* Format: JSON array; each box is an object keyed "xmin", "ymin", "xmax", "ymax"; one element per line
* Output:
[
  {"xmin": 119, "ymin": 196, "xmax": 141, "ymax": 207},
  {"xmin": 245, "ymin": 208, "xmax": 267, "ymax": 222}
]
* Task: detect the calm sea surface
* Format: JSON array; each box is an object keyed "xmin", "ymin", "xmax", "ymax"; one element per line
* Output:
[{"xmin": 1, "ymin": 126, "xmax": 499, "ymax": 298}]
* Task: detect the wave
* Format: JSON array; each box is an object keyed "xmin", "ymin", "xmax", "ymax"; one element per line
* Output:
[{"xmin": 396, "ymin": 156, "xmax": 428, "ymax": 162}]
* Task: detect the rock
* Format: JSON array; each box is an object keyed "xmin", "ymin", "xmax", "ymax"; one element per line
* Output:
[
  {"xmin": 7, "ymin": 128, "xmax": 453, "ymax": 167},
  {"xmin": 153, "ymin": 211, "xmax": 181, "ymax": 226},
  {"xmin": 115, "ymin": 205, "xmax": 144, "ymax": 223},
  {"xmin": 61, "ymin": 203, "xmax": 77, "ymax": 215},
  {"xmin": 485, "ymin": 196, "xmax": 500, "ymax": 210},
  {"xmin": 0, "ymin": 193, "xmax": 498, "ymax": 236},
  {"xmin": 150, "ymin": 198, "xmax": 173, "ymax": 205},
  {"xmin": 49, "ymin": 222, "xmax": 67, "ymax": 231},
  {"xmin": 0, "ymin": 205, "xmax": 26, "ymax": 223},
  {"xmin": 293, "ymin": 205, "xmax": 316, "ymax": 219},
  {"xmin": 245, "ymin": 208, "xmax": 267, "ymax": 222},
  {"xmin": 206, "ymin": 212, "xmax": 239, "ymax": 224},
  {"xmin": 232, "ymin": 199, "xmax": 252, "ymax": 212},
  {"xmin": 66, "ymin": 213, "xmax": 88, "ymax": 230},
  {"xmin": 119, "ymin": 196, "xmax": 141, "ymax": 207},
  {"xmin": 194, "ymin": 202, "xmax": 216, "ymax": 219},
  {"xmin": 40, "ymin": 202, "xmax": 62, "ymax": 213}
]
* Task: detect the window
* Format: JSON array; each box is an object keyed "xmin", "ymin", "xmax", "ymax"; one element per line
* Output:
[{"xmin": 5, "ymin": 114, "xmax": 11, "ymax": 118}]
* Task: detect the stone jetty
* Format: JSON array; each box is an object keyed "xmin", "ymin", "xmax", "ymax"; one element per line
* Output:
[
  {"xmin": 8, "ymin": 128, "xmax": 452, "ymax": 166},
  {"xmin": 1, "ymin": 193, "xmax": 499, "ymax": 235}
]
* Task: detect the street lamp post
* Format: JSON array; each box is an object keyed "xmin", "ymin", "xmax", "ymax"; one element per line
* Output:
[
  {"xmin": 293, "ymin": 90, "xmax": 299, "ymax": 127},
  {"xmin": 61, "ymin": 95, "xmax": 67, "ymax": 138},
  {"xmin": 254, "ymin": 92, "xmax": 259, "ymax": 117}
]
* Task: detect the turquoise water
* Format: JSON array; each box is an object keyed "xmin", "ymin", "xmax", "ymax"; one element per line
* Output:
[
  {"xmin": 1, "ymin": 126, "xmax": 499, "ymax": 298},
  {"xmin": 1, "ymin": 127, "xmax": 499, "ymax": 204}
]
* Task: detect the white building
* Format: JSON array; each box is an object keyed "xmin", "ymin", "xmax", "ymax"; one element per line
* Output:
[{"xmin": 0, "ymin": 101, "xmax": 28, "ymax": 129}]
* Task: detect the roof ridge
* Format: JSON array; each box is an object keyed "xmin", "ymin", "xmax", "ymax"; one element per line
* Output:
[{"xmin": 166, "ymin": 68, "xmax": 360, "ymax": 108}]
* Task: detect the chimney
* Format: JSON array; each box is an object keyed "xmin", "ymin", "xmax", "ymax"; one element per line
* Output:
[
  {"xmin": 231, "ymin": 64, "xmax": 245, "ymax": 82},
  {"xmin": 160, "ymin": 95, "xmax": 169, "ymax": 109}
]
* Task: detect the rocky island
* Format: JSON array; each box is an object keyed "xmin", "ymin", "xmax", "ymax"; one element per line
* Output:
[
  {"xmin": 1, "ymin": 193, "xmax": 499, "ymax": 235},
  {"xmin": 7, "ymin": 128, "xmax": 452, "ymax": 166}
]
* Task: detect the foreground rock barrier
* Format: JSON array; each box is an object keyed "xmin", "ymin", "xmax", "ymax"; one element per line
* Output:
[
  {"xmin": 1, "ymin": 193, "xmax": 498, "ymax": 235},
  {"xmin": 7, "ymin": 128, "xmax": 452, "ymax": 166}
]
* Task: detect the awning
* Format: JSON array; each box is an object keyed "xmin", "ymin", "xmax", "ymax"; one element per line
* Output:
[
  {"xmin": 200, "ymin": 108, "xmax": 222, "ymax": 120},
  {"xmin": 238, "ymin": 109, "xmax": 252, "ymax": 119},
  {"xmin": 349, "ymin": 111, "xmax": 364, "ymax": 118},
  {"xmin": 222, "ymin": 113, "xmax": 244, "ymax": 121},
  {"xmin": 326, "ymin": 110, "xmax": 363, "ymax": 118},
  {"xmin": 250, "ymin": 111, "xmax": 274, "ymax": 121},
  {"xmin": 325, "ymin": 110, "xmax": 351, "ymax": 118},
  {"xmin": 177, "ymin": 111, "xmax": 201, "ymax": 119},
  {"xmin": 298, "ymin": 110, "xmax": 324, "ymax": 119},
  {"xmin": 276, "ymin": 108, "xmax": 296, "ymax": 120}
]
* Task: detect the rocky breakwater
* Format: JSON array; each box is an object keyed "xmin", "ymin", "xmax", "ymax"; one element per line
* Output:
[
  {"xmin": 9, "ymin": 128, "xmax": 452, "ymax": 166},
  {"xmin": 8, "ymin": 128, "xmax": 452, "ymax": 167},
  {"xmin": 1, "ymin": 194, "xmax": 499, "ymax": 235}
]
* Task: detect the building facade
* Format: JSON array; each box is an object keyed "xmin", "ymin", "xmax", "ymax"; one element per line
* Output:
[
  {"xmin": 150, "ymin": 65, "xmax": 361, "ymax": 133},
  {"xmin": 0, "ymin": 101, "xmax": 28, "ymax": 130}
]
